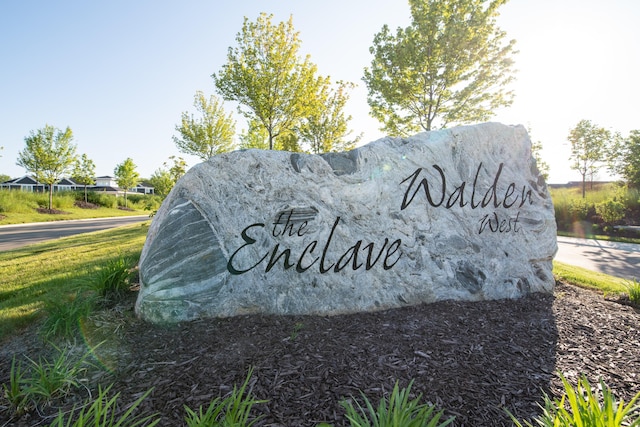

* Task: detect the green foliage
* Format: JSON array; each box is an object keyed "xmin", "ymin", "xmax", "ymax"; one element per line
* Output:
[
  {"xmin": 608, "ymin": 129, "xmax": 640, "ymax": 188},
  {"xmin": 595, "ymin": 198, "xmax": 626, "ymax": 224},
  {"xmin": 94, "ymin": 255, "xmax": 135, "ymax": 299},
  {"xmin": 298, "ymin": 79, "xmax": 362, "ymax": 153},
  {"xmin": 213, "ymin": 13, "xmax": 320, "ymax": 150},
  {"xmin": 48, "ymin": 385, "xmax": 160, "ymax": 427},
  {"xmin": 340, "ymin": 380, "xmax": 454, "ymax": 427},
  {"xmin": 72, "ymin": 153, "xmax": 97, "ymax": 203},
  {"xmin": 16, "ymin": 124, "xmax": 78, "ymax": 210},
  {"xmin": 508, "ymin": 373, "xmax": 640, "ymax": 427},
  {"xmin": 2, "ymin": 356, "xmax": 29, "ymax": 415},
  {"xmin": 83, "ymin": 191, "xmax": 118, "ymax": 209},
  {"xmin": 174, "ymin": 91, "xmax": 236, "ymax": 160},
  {"xmin": 568, "ymin": 197, "xmax": 592, "ymax": 221},
  {"xmin": 40, "ymin": 292, "xmax": 95, "ymax": 340},
  {"xmin": 625, "ymin": 279, "xmax": 640, "ymax": 304},
  {"xmin": 2, "ymin": 345, "xmax": 90, "ymax": 414},
  {"xmin": 114, "ymin": 158, "xmax": 140, "ymax": 208},
  {"xmin": 184, "ymin": 367, "xmax": 267, "ymax": 427},
  {"xmin": 568, "ymin": 119, "xmax": 612, "ymax": 198},
  {"xmin": 363, "ymin": 0, "xmax": 516, "ymax": 135},
  {"xmin": 0, "ymin": 189, "xmax": 42, "ymax": 213}
]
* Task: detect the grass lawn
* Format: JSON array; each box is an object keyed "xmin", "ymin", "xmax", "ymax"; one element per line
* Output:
[
  {"xmin": 0, "ymin": 221, "xmax": 149, "ymax": 340},
  {"xmin": 0, "ymin": 206, "xmax": 149, "ymax": 225}
]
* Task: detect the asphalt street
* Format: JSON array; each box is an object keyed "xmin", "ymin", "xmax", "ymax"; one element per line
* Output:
[
  {"xmin": 555, "ymin": 236, "xmax": 640, "ymax": 280},
  {"xmin": 0, "ymin": 216, "xmax": 150, "ymax": 252}
]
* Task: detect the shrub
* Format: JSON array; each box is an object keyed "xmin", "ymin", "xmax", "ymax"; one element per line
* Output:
[
  {"xmin": 51, "ymin": 193, "xmax": 76, "ymax": 210},
  {"xmin": 339, "ymin": 380, "xmax": 454, "ymax": 427},
  {"xmin": 568, "ymin": 198, "xmax": 592, "ymax": 221},
  {"xmin": 595, "ymin": 198, "xmax": 626, "ymax": 224},
  {"xmin": 507, "ymin": 373, "xmax": 640, "ymax": 427},
  {"xmin": 85, "ymin": 191, "xmax": 118, "ymax": 209}
]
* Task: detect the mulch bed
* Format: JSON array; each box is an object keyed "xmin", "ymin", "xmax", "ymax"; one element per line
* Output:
[
  {"xmin": 1, "ymin": 281, "xmax": 638, "ymax": 426},
  {"xmin": 35, "ymin": 208, "xmax": 70, "ymax": 215},
  {"xmin": 74, "ymin": 201, "xmax": 100, "ymax": 209}
]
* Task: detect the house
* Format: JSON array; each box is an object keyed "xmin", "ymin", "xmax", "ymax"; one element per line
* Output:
[{"xmin": 1, "ymin": 175, "xmax": 154, "ymax": 195}]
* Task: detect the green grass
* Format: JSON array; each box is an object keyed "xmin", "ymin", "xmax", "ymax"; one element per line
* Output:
[
  {"xmin": 0, "ymin": 206, "xmax": 148, "ymax": 225},
  {"xmin": 0, "ymin": 222, "xmax": 149, "ymax": 340},
  {"xmin": 553, "ymin": 261, "xmax": 629, "ymax": 294}
]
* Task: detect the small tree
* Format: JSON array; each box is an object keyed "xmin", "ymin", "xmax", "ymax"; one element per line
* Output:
[
  {"xmin": 149, "ymin": 156, "xmax": 188, "ymax": 198},
  {"xmin": 16, "ymin": 125, "xmax": 77, "ymax": 210},
  {"xmin": 610, "ymin": 130, "xmax": 640, "ymax": 188},
  {"xmin": 213, "ymin": 13, "xmax": 320, "ymax": 150},
  {"xmin": 363, "ymin": 0, "xmax": 517, "ymax": 136},
  {"xmin": 568, "ymin": 119, "xmax": 611, "ymax": 198},
  {"xmin": 298, "ymin": 80, "xmax": 362, "ymax": 154},
  {"xmin": 173, "ymin": 91, "xmax": 236, "ymax": 161},
  {"xmin": 114, "ymin": 158, "xmax": 140, "ymax": 208},
  {"xmin": 72, "ymin": 153, "xmax": 96, "ymax": 203}
]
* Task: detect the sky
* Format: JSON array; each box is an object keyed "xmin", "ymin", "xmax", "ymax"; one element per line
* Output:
[{"xmin": 1, "ymin": 0, "xmax": 638, "ymax": 184}]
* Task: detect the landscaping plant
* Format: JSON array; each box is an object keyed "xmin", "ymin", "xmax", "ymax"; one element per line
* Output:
[
  {"xmin": 47, "ymin": 385, "xmax": 160, "ymax": 427},
  {"xmin": 184, "ymin": 367, "xmax": 268, "ymax": 427},
  {"xmin": 40, "ymin": 292, "xmax": 96, "ymax": 340},
  {"xmin": 2, "ymin": 344, "xmax": 91, "ymax": 415},
  {"xmin": 338, "ymin": 380, "xmax": 454, "ymax": 427},
  {"xmin": 626, "ymin": 279, "xmax": 640, "ymax": 305},
  {"xmin": 94, "ymin": 254, "xmax": 135, "ymax": 299},
  {"xmin": 507, "ymin": 373, "xmax": 640, "ymax": 427}
]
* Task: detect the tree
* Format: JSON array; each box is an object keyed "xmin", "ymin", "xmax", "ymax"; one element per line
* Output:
[
  {"xmin": 213, "ymin": 13, "xmax": 319, "ymax": 150},
  {"xmin": 16, "ymin": 124, "xmax": 77, "ymax": 210},
  {"xmin": 173, "ymin": 91, "xmax": 236, "ymax": 161},
  {"xmin": 149, "ymin": 169, "xmax": 173, "ymax": 199},
  {"xmin": 363, "ymin": 0, "xmax": 517, "ymax": 136},
  {"xmin": 114, "ymin": 158, "xmax": 140, "ymax": 208},
  {"xmin": 72, "ymin": 153, "xmax": 96, "ymax": 203},
  {"xmin": 149, "ymin": 156, "xmax": 188, "ymax": 198},
  {"xmin": 298, "ymin": 80, "xmax": 362, "ymax": 154},
  {"xmin": 608, "ymin": 130, "xmax": 640, "ymax": 188},
  {"xmin": 527, "ymin": 127, "xmax": 550, "ymax": 182},
  {"xmin": 568, "ymin": 119, "xmax": 611, "ymax": 198}
]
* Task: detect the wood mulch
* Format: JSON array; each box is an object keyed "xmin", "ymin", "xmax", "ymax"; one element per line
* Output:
[{"xmin": 1, "ymin": 281, "xmax": 639, "ymax": 426}]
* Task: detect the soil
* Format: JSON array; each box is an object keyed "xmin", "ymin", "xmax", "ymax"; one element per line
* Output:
[
  {"xmin": 35, "ymin": 208, "xmax": 70, "ymax": 215},
  {"xmin": 1, "ymin": 281, "xmax": 639, "ymax": 427},
  {"xmin": 74, "ymin": 201, "xmax": 100, "ymax": 209}
]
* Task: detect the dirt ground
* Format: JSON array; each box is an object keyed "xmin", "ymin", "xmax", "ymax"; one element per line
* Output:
[{"xmin": 1, "ymin": 281, "xmax": 639, "ymax": 427}]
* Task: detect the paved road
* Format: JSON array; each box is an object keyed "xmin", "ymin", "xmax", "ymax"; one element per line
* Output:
[
  {"xmin": 556, "ymin": 236, "xmax": 640, "ymax": 280},
  {"xmin": 0, "ymin": 216, "xmax": 150, "ymax": 252}
]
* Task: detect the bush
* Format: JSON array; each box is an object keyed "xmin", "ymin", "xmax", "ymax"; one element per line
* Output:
[
  {"xmin": 51, "ymin": 193, "xmax": 76, "ymax": 210},
  {"xmin": 85, "ymin": 191, "xmax": 118, "ymax": 209},
  {"xmin": 595, "ymin": 198, "xmax": 626, "ymax": 224}
]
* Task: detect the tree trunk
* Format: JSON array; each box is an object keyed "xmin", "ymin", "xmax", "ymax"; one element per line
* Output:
[{"xmin": 48, "ymin": 184, "xmax": 54, "ymax": 210}]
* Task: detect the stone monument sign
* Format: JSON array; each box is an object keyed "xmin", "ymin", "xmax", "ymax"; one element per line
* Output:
[{"xmin": 135, "ymin": 122, "xmax": 557, "ymax": 323}]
